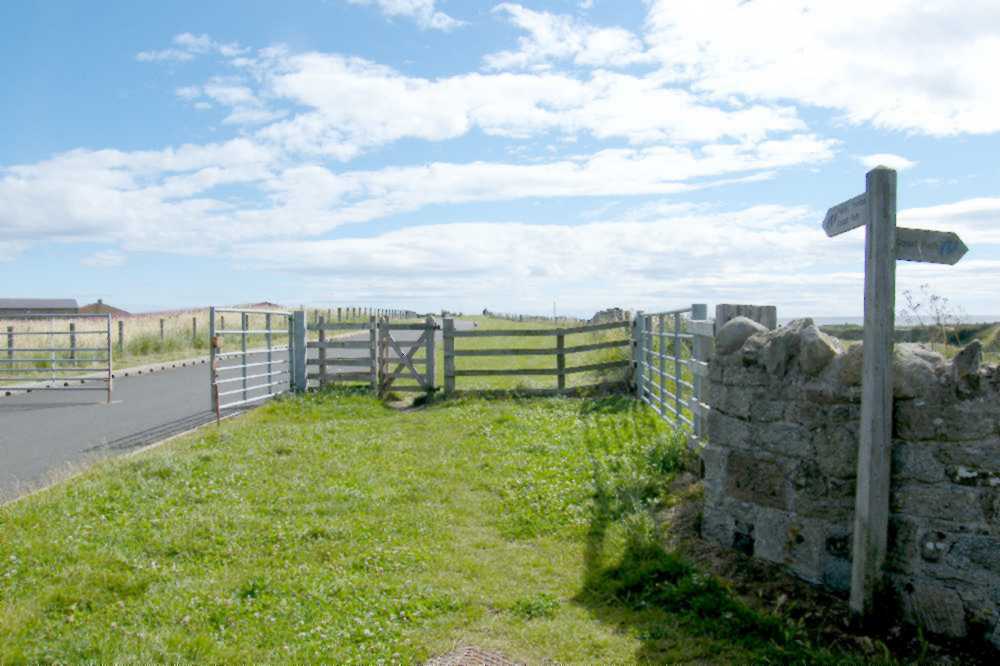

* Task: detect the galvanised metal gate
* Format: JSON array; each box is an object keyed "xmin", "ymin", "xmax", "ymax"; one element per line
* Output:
[
  {"xmin": 0, "ymin": 314, "xmax": 112, "ymax": 402},
  {"xmin": 209, "ymin": 307, "xmax": 293, "ymax": 419},
  {"xmin": 633, "ymin": 304, "xmax": 713, "ymax": 442}
]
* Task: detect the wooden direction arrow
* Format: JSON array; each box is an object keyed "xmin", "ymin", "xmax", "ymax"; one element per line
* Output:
[
  {"xmin": 896, "ymin": 227, "xmax": 968, "ymax": 265},
  {"xmin": 823, "ymin": 192, "xmax": 868, "ymax": 237}
]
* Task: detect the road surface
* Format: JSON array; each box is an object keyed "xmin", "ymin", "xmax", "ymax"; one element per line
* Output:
[{"xmin": 0, "ymin": 320, "xmax": 471, "ymax": 502}]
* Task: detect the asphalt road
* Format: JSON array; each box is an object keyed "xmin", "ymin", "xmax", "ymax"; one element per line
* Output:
[{"xmin": 0, "ymin": 319, "xmax": 471, "ymax": 501}]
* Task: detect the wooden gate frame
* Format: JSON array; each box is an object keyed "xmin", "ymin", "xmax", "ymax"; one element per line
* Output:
[{"xmin": 377, "ymin": 316, "xmax": 437, "ymax": 397}]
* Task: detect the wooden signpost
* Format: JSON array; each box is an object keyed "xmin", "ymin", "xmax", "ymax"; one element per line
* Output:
[{"xmin": 822, "ymin": 166, "xmax": 967, "ymax": 622}]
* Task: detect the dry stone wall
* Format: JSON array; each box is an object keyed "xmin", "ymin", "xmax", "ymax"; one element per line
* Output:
[{"xmin": 701, "ymin": 316, "xmax": 1000, "ymax": 646}]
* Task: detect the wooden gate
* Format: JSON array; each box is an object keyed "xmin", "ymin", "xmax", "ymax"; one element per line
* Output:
[{"xmin": 377, "ymin": 316, "xmax": 437, "ymax": 397}]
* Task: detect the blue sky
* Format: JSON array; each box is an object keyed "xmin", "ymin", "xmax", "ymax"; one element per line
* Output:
[{"xmin": 2, "ymin": 0, "xmax": 999, "ymax": 317}]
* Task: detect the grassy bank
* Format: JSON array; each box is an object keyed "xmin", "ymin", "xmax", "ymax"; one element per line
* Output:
[{"xmin": 0, "ymin": 391, "xmax": 842, "ymax": 663}]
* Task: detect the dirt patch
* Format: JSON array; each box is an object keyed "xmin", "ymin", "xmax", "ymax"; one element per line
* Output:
[
  {"xmin": 659, "ymin": 473, "xmax": 994, "ymax": 664},
  {"xmin": 425, "ymin": 645, "xmax": 520, "ymax": 666}
]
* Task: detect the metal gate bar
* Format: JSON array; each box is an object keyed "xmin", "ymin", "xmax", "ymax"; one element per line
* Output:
[
  {"xmin": 0, "ymin": 313, "xmax": 112, "ymax": 402},
  {"xmin": 210, "ymin": 307, "xmax": 293, "ymax": 420}
]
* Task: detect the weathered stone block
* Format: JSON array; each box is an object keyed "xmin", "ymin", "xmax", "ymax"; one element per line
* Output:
[
  {"xmin": 799, "ymin": 324, "xmax": 843, "ymax": 376},
  {"xmin": 716, "ymin": 316, "xmax": 768, "ymax": 355},
  {"xmin": 891, "ymin": 441, "xmax": 947, "ymax": 484},
  {"xmin": 891, "ymin": 484, "xmax": 985, "ymax": 524},
  {"xmin": 725, "ymin": 451, "xmax": 787, "ymax": 510},
  {"xmin": 947, "ymin": 535, "xmax": 1000, "ymax": 576},
  {"xmin": 898, "ymin": 582, "xmax": 968, "ymax": 638},
  {"xmin": 707, "ymin": 410, "xmax": 752, "ymax": 449},
  {"xmin": 813, "ymin": 426, "xmax": 859, "ymax": 479},
  {"xmin": 753, "ymin": 421, "xmax": 813, "ymax": 458}
]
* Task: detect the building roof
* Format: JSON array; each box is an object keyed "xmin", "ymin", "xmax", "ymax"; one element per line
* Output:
[
  {"xmin": 0, "ymin": 298, "xmax": 79, "ymax": 311},
  {"xmin": 80, "ymin": 299, "xmax": 131, "ymax": 316}
]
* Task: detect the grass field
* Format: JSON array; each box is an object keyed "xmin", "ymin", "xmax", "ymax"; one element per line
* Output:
[{"xmin": 0, "ymin": 390, "xmax": 845, "ymax": 663}]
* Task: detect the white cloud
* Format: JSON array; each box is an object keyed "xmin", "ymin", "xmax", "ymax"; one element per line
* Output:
[
  {"xmin": 644, "ymin": 0, "xmax": 1000, "ymax": 135},
  {"xmin": 137, "ymin": 32, "xmax": 245, "ymax": 63},
  {"xmin": 347, "ymin": 0, "xmax": 462, "ymax": 31},
  {"xmin": 485, "ymin": 3, "xmax": 651, "ymax": 70},
  {"xmin": 0, "ymin": 135, "xmax": 833, "ymax": 253},
  {"xmin": 859, "ymin": 153, "xmax": 917, "ymax": 172},
  {"xmin": 899, "ymin": 197, "xmax": 1000, "ymax": 245},
  {"xmin": 242, "ymin": 51, "xmax": 806, "ymax": 158},
  {"xmin": 81, "ymin": 250, "xmax": 126, "ymax": 268}
]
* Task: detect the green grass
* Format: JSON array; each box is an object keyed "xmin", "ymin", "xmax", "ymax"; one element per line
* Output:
[{"xmin": 0, "ymin": 390, "xmax": 846, "ymax": 663}]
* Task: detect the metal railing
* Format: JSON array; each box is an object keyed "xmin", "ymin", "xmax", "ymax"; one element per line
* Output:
[
  {"xmin": 209, "ymin": 307, "xmax": 293, "ymax": 419},
  {"xmin": 0, "ymin": 314, "xmax": 113, "ymax": 402},
  {"xmin": 633, "ymin": 304, "xmax": 713, "ymax": 442}
]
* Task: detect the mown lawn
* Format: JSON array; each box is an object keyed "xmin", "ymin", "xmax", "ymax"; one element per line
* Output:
[{"xmin": 0, "ymin": 391, "xmax": 842, "ymax": 663}]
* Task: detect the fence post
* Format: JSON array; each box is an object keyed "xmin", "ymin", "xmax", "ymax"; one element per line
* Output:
[
  {"xmin": 633, "ymin": 311, "xmax": 644, "ymax": 400},
  {"xmin": 210, "ymin": 307, "xmax": 219, "ymax": 421},
  {"xmin": 117, "ymin": 320, "xmax": 124, "ymax": 354},
  {"xmin": 69, "ymin": 322, "xmax": 76, "ymax": 360},
  {"xmin": 105, "ymin": 315, "xmax": 112, "ymax": 404},
  {"xmin": 369, "ymin": 315, "xmax": 377, "ymax": 392},
  {"xmin": 292, "ymin": 310, "xmax": 307, "ymax": 393},
  {"xmin": 557, "ymin": 332, "xmax": 566, "ymax": 392},
  {"xmin": 337, "ymin": 307, "xmax": 342, "ymax": 322},
  {"xmin": 318, "ymin": 315, "xmax": 327, "ymax": 389},
  {"xmin": 265, "ymin": 313, "xmax": 273, "ymax": 396},
  {"xmin": 241, "ymin": 312, "xmax": 249, "ymax": 403},
  {"xmin": 658, "ymin": 315, "xmax": 666, "ymax": 416},
  {"xmin": 6, "ymin": 326, "xmax": 12, "ymax": 360},
  {"xmin": 160, "ymin": 318, "xmax": 165, "ymax": 341},
  {"xmin": 690, "ymin": 303, "xmax": 709, "ymax": 441},
  {"xmin": 425, "ymin": 315, "xmax": 436, "ymax": 393},
  {"xmin": 192, "ymin": 316, "xmax": 198, "ymax": 344},
  {"xmin": 673, "ymin": 313, "xmax": 682, "ymax": 420},
  {"xmin": 443, "ymin": 318, "xmax": 455, "ymax": 395}
]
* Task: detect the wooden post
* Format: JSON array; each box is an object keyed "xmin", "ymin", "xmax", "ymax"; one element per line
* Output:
[
  {"xmin": 265, "ymin": 313, "xmax": 273, "ymax": 396},
  {"xmin": 443, "ymin": 318, "xmax": 455, "ymax": 395},
  {"xmin": 6, "ymin": 326, "xmax": 12, "ymax": 360},
  {"xmin": 634, "ymin": 312, "xmax": 645, "ymax": 399},
  {"xmin": 368, "ymin": 315, "xmax": 377, "ymax": 392},
  {"xmin": 192, "ymin": 316, "xmax": 198, "ymax": 344},
  {"xmin": 425, "ymin": 315, "xmax": 436, "ymax": 392},
  {"xmin": 160, "ymin": 318, "xmax": 165, "ymax": 341},
  {"xmin": 117, "ymin": 320, "xmax": 124, "ymax": 354},
  {"xmin": 850, "ymin": 166, "xmax": 898, "ymax": 620},
  {"xmin": 556, "ymin": 332, "xmax": 566, "ymax": 392},
  {"xmin": 292, "ymin": 310, "xmax": 307, "ymax": 393},
  {"xmin": 69, "ymin": 322, "xmax": 76, "ymax": 360},
  {"xmin": 690, "ymin": 303, "xmax": 709, "ymax": 440},
  {"xmin": 337, "ymin": 307, "xmax": 342, "ymax": 322},
  {"xmin": 318, "ymin": 315, "xmax": 327, "ymax": 389}
]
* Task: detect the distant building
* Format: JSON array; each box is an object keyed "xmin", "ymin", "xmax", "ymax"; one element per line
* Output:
[
  {"xmin": 0, "ymin": 298, "xmax": 79, "ymax": 316},
  {"xmin": 80, "ymin": 299, "xmax": 131, "ymax": 317}
]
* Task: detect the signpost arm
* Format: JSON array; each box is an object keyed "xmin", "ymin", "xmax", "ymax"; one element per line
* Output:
[{"xmin": 850, "ymin": 166, "xmax": 897, "ymax": 621}]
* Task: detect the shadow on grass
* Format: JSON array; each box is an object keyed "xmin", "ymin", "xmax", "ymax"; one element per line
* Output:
[{"xmin": 571, "ymin": 425, "xmax": 841, "ymax": 664}]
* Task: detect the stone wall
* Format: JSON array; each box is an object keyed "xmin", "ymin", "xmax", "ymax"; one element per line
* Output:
[{"xmin": 701, "ymin": 316, "xmax": 1000, "ymax": 645}]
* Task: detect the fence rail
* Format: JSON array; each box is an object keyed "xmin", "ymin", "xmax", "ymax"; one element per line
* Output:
[
  {"xmin": 0, "ymin": 314, "xmax": 113, "ymax": 402},
  {"xmin": 633, "ymin": 304, "xmax": 713, "ymax": 442},
  {"xmin": 443, "ymin": 318, "xmax": 630, "ymax": 395}
]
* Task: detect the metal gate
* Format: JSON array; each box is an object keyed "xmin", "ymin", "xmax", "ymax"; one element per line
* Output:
[
  {"xmin": 377, "ymin": 316, "xmax": 437, "ymax": 397},
  {"xmin": 633, "ymin": 304, "xmax": 713, "ymax": 442},
  {"xmin": 0, "ymin": 313, "xmax": 112, "ymax": 402},
  {"xmin": 209, "ymin": 307, "xmax": 293, "ymax": 419}
]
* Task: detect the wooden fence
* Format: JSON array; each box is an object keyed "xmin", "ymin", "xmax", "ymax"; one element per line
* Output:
[
  {"xmin": 442, "ymin": 319, "xmax": 631, "ymax": 395},
  {"xmin": 305, "ymin": 316, "xmax": 378, "ymax": 390}
]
